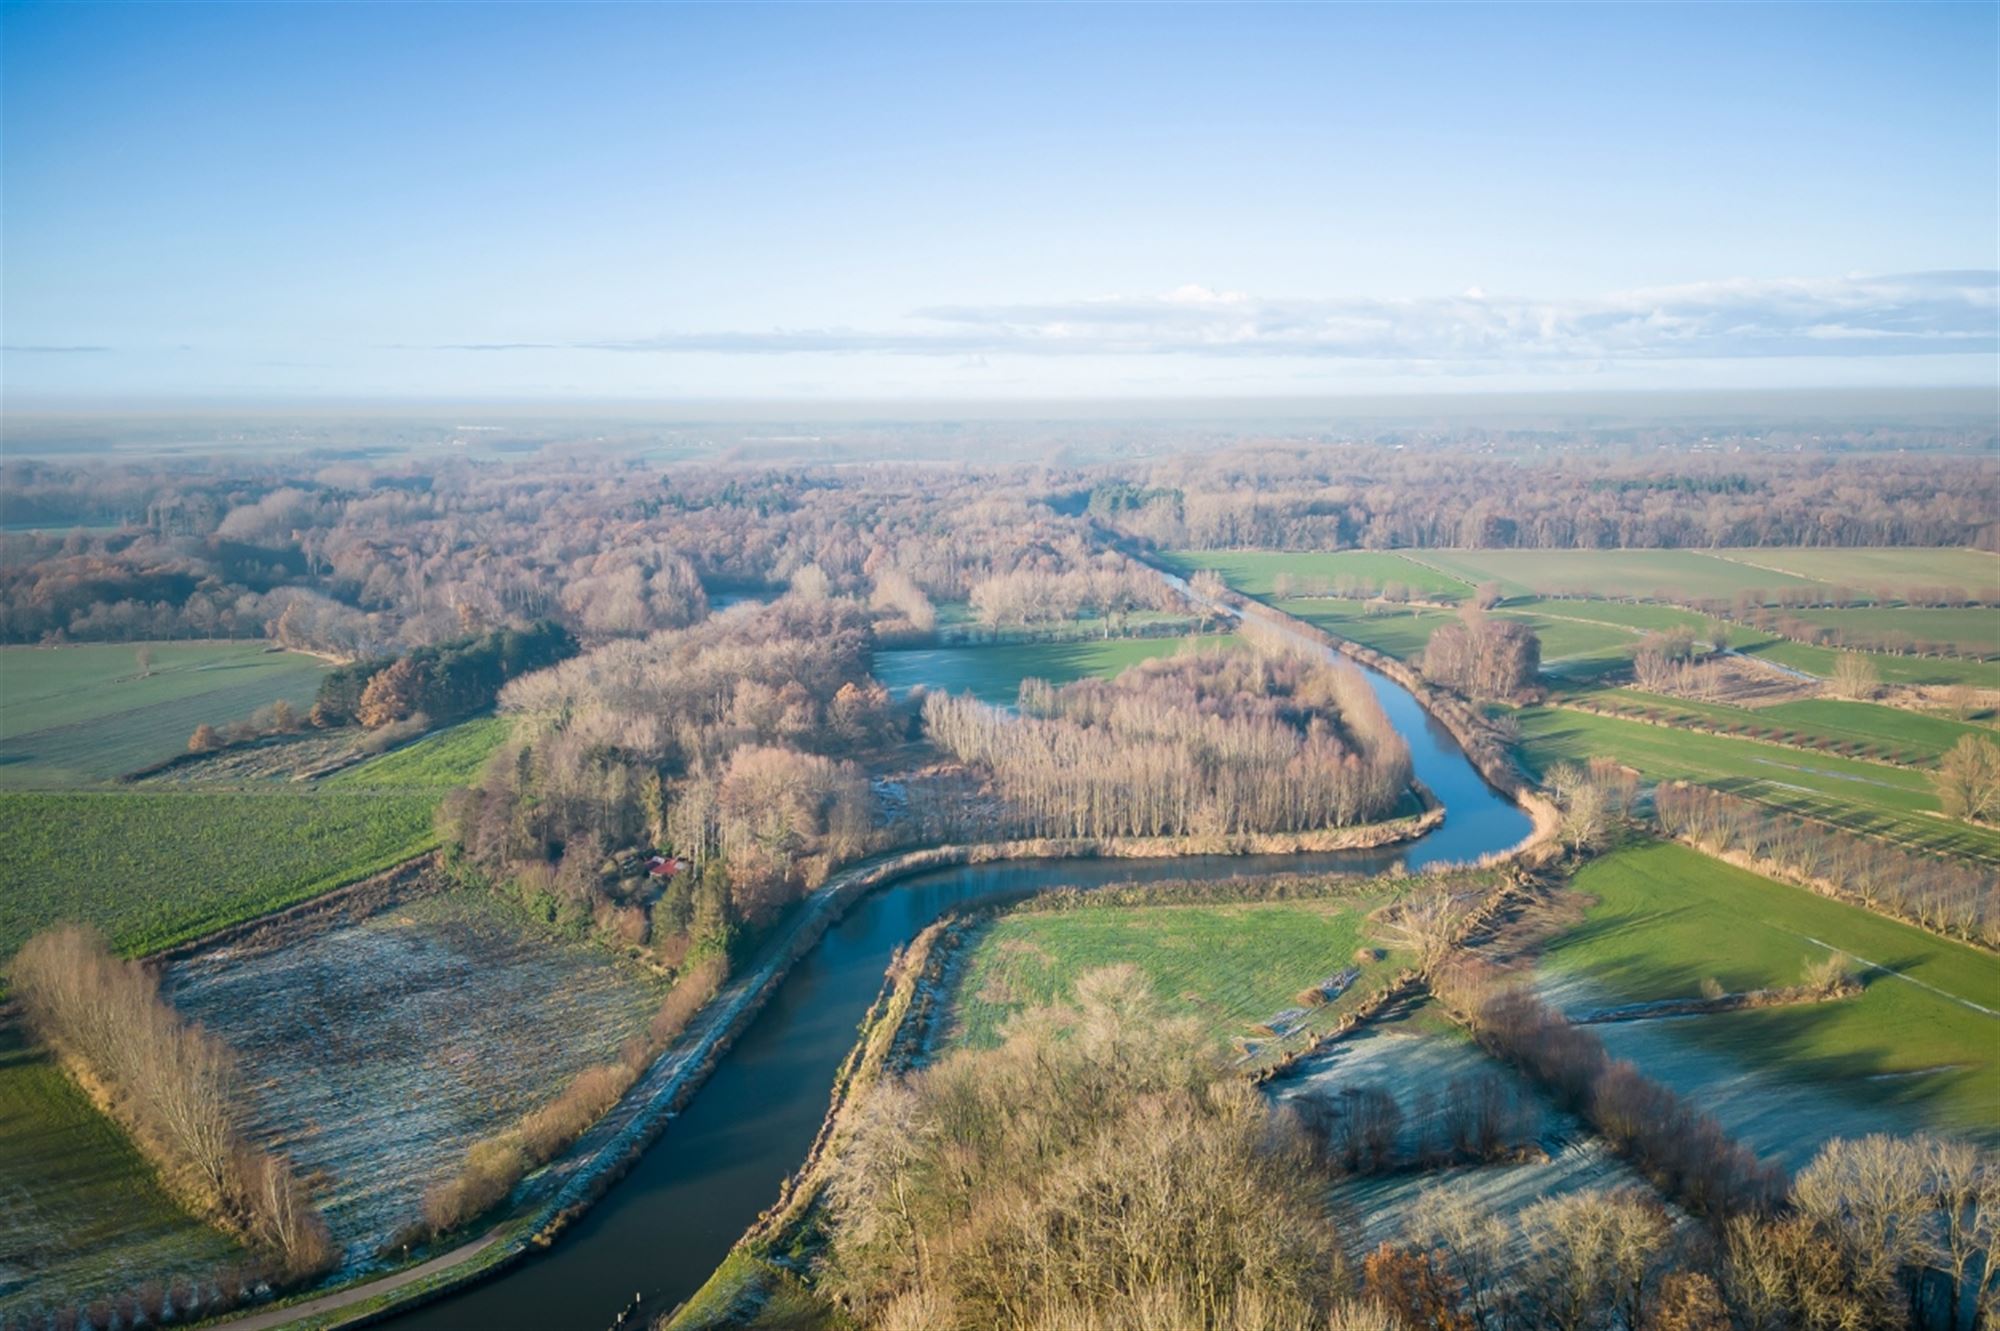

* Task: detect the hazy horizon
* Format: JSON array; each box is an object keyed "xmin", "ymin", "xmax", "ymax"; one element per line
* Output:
[{"xmin": 5, "ymin": 3, "xmax": 1996, "ymax": 402}]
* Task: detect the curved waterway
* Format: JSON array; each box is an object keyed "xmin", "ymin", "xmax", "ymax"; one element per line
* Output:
[{"xmin": 390, "ymin": 652, "xmax": 1531, "ymax": 1331}]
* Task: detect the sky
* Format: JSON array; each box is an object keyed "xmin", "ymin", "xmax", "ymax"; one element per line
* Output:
[{"xmin": 3, "ymin": 1, "xmax": 1996, "ymax": 401}]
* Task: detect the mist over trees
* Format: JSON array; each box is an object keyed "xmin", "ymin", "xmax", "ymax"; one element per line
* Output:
[{"xmin": 922, "ymin": 648, "xmax": 1412, "ymax": 839}]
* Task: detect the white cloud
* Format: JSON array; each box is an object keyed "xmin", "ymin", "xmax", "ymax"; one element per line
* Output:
[{"xmin": 441, "ymin": 270, "xmax": 1998, "ymax": 364}]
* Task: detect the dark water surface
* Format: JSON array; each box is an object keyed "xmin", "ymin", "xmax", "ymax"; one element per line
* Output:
[{"xmin": 391, "ymin": 653, "xmax": 1530, "ymax": 1331}]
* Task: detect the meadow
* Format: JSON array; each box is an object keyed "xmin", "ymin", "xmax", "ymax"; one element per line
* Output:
[
  {"xmin": 1773, "ymin": 606, "xmax": 1999, "ymax": 657},
  {"xmin": 948, "ymin": 897, "xmax": 1405, "ymax": 1056},
  {"xmin": 1516, "ymin": 706, "xmax": 2000, "ymax": 862},
  {"xmin": 1414, "ymin": 549, "xmax": 1822, "ymax": 600},
  {"xmin": 0, "ymin": 1027, "xmax": 240, "ymax": 1322},
  {"xmin": 871, "ymin": 632, "xmax": 1240, "ymax": 706},
  {"xmin": 1159, "ymin": 549, "xmax": 1472, "ymax": 600},
  {"xmin": 0, "ymin": 789, "xmax": 438, "ymax": 968},
  {"xmin": 1710, "ymin": 547, "xmax": 1999, "ymax": 594},
  {"xmin": 1577, "ymin": 689, "xmax": 1990, "ymax": 766},
  {"xmin": 1541, "ymin": 840, "xmax": 2000, "ymax": 1153},
  {"xmin": 0, "ymin": 641, "xmax": 331, "ymax": 787}
]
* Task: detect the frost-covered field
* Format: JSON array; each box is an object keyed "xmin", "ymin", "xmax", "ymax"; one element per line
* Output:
[
  {"xmin": 1539, "ymin": 973, "xmax": 1951, "ymax": 1171},
  {"xmin": 167, "ymin": 893, "xmax": 664, "ymax": 1263},
  {"xmin": 1272, "ymin": 1013, "xmax": 1663, "ymax": 1258}
]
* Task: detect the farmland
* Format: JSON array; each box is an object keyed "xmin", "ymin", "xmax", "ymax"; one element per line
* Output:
[
  {"xmin": 948, "ymin": 894, "xmax": 1408, "ymax": 1058},
  {"xmin": 0, "ymin": 789, "xmax": 437, "ymax": 968},
  {"xmin": 1415, "ymin": 548, "xmax": 1823, "ymax": 600},
  {"xmin": 1539, "ymin": 840, "xmax": 2000, "ymax": 1158},
  {"xmin": 0, "ymin": 1027, "xmax": 240, "ymax": 1322},
  {"xmin": 871, "ymin": 631, "xmax": 1239, "ymax": 706},
  {"xmin": 1577, "ymin": 690, "xmax": 1991, "ymax": 766},
  {"xmin": 1516, "ymin": 706, "xmax": 2000, "ymax": 862},
  {"xmin": 1710, "ymin": 546, "xmax": 2000, "ymax": 594},
  {"xmin": 1159, "ymin": 549, "xmax": 1473, "ymax": 600},
  {"xmin": 0, "ymin": 641, "xmax": 331, "ymax": 788},
  {"xmin": 1271, "ymin": 598, "xmax": 1456, "ymax": 662},
  {"xmin": 165, "ymin": 891, "xmax": 666, "ymax": 1262}
]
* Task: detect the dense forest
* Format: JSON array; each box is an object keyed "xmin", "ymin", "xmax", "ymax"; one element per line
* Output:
[
  {"xmin": 2, "ymin": 445, "xmax": 1992, "ymax": 649},
  {"xmin": 924, "ymin": 649, "xmax": 1412, "ymax": 838}
]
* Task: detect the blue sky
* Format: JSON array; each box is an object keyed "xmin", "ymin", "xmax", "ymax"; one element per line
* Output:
[{"xmin": 3, "ymin": 2, "xmax": 1996, "ymax": 400}]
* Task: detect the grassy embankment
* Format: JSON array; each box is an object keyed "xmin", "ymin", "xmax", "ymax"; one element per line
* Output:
[{"xmin": 1541, "ymin": 840, "xmax": 2000, "ymax": 1145}]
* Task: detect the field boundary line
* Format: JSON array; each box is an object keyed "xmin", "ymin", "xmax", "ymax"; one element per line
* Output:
[{"xmin": 1775, "ymin": 928, "xmax": 1999, "ymax": 1019}]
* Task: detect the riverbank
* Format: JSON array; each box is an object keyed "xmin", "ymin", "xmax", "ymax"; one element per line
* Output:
[
  {"xmin": 197, "ymin": 810, "xmax": 1444, "ymax": 1330},
  {"xmin": 217, "ymin": 605, "xmax": 1545, "ymax": 1330}
]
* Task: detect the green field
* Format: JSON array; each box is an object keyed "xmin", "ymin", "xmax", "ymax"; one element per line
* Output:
[
  {"xmin": 1159, "ymin": 550, "xmax": 1473, "ymax": 600},
  {"xmin": 871, "ymin": 632, "xmax": 1241, "ymax": 705},
  {"xmin": 1507, "ymin": 598, "xmax": 1723, "ymax": 635},
  {"xmin": 0, "ymin": 641, "xmax": 332, "ymax": 787},
  {"xmin": 1417, "ymin": 549, "xmax": 1822, "ymax": 601},
  {"xmin": 1738, "ymin": 637, "xmax": 2000, "ymax": 689},
  {"xmin": 1711, "ymin": 547, "xmax": 2000, "ymax": 595},
  {"xmin": 1578, "ymin": 690, "xmax": 1990, "ymax": 767},
  {"xmin": 1273, "ymin": 598, "xmax": 1457, "ymax": 662},
  {"xmin": 325, "ymin": 715, "xmax": 512, "ymax": 789},
  {"xmin": 949, "ymin": 899, "xmax": 1402, "ymax": 1051},
  {"xmin": 1544, "ymin": 841, "xmax": 2000, "ymax": 1141},
  {"xmin": 1517, "ymin": 706, "xmax": 2000, "ymax": 862},
  {"xmin": 1769, "ymin": 606, "xmax": 1999, "ymax": 657},
  {"xmin": 0, "ymin": 1027, "xmax": 240, "ymax": 1318},
  {"xmin": 1275, "ymin": 597, "xmax": 1646, "ymax": 679},
  {"xmin": 0, "ymin": 789, "xmax": 438, "ymax": 968}
]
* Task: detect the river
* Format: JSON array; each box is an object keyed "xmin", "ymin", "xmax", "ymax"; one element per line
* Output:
[{"xmin": 389, "ymin": 645, "xmax": 1531, "ymax": 1331}]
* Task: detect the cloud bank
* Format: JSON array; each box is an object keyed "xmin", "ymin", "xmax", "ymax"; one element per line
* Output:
[{"xmin": 446, "ymin": 271, "xmax": 1998, "ymax": 364}]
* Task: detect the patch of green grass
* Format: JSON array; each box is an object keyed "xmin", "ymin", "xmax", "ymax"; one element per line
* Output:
[
  {"xmin": 0, "ymin": 642, "xmax": 332, "ymax": 787},
  {"xmin": 1158, "ymin": 550, "xmax": 1473, "ymax": 600},
  {"xmin": 950, "ymin": 900, "xmax": 1398, "ymax": 1051},
  {"xmin": 1755, "ymin": 700, "xmax": 1991, "ymax": 764},
  {"xmin": 1505, "ymin": 598, "xmax": 1723, "ymax": 635},
  {"xmin": 872, "ymin": 633, "xmax": 1241, "ymax": 706},
  {"xmin": 1739, "ymin": 638, "xmax": 2000, "ymax": 689},
  {"xmin": 665, "ymin": 1249, "xmax": 843, "ymax": 1331},
  {"xmin": 1773, "ymin": 607, "xmax": 1999, "ymax": 657},
  {"xmin": 1580, "ymin": 690, "xmax": 1986, "ymax": 767},
  {"xmin": 1417, "ymin": 550, "xmax": 1821, "ymax": 601},
  {"xmin": 1273, "ymin": 599, "xmax": 1456, "ymax": 661},
  {"xmin": 1486, "ymin": 611, "xmax": 1643, "ymax": 678},
  {"xmin": 1544, "ymin": 840, "xmax": 2000, "ymax": 1139},
  {"xmin": 0, "ymin": 1025, "xmax": 240, "ymax": 1318},
  {"xmin": 1516, "ymin": 706, "xmax": 2000, "ymax": 863},
  {"xmin": 0, "ymin": 789, "xmax": 438, "ymax": 968},
  {"xmin": 325, "ymin": 716, "xmax": 512, "ymax": 789},
  {"xmin": 1710, "ymin": 547, "xmax": 2000, "ymax": 594}
]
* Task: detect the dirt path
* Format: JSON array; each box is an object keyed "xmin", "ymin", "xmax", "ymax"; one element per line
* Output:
[{"xmin": 215, "ymin": 1232, "xmax": 501, "ymax": 1331}]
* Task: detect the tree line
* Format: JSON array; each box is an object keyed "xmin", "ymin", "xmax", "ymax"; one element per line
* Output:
[
  {"xmin": 11, "ymin": 927, "xmax": 334, "ymax": 1279},
  {"xmin": 921, "ymin": 649, "xmax": 1412, "ymax": 841},
  {"xmin": 1652, "ymin": 783, "xmax": 1999, "ymax": 947}
]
